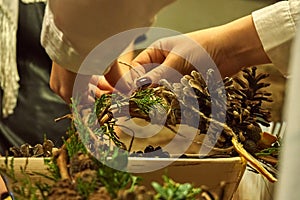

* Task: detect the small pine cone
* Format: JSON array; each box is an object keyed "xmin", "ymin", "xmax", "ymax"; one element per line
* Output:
[
  {"xmin": 74, "ymin": 169, "xmax": 100, "ymax": 186},
  {"xmin": 9, "ymin": 146, "xmax": 22, "ymax": 157},
  {"xmin": 70, "ymin": 152, "xmax": 97, "ymax": 175},
  {"xmin": 43, "ymin": 139, "xmax": 55, "ymax": 157},
  {"xmin": 246, "ymin": 124, "xmax": 262, "ymax": 142},
  {"xmin": 32, "ymin": 144, "xmax": 44, "ymax": 157},
  {"xmin": 20, "ymin": 143, "xmax": 32, "ymax": 157},
  {"xmin": 116, "ymin": 186, "xmax": 155, "ymax": 200},
  {"xmin": 243, "ymin": 139, "xmax": 258, "ymax": 155},
  {"xmin": 88, "ymin": 187, "xmax": 112, "ymax": 200},
  {"xmin": 48, "ymin": 179, "xmax": 83, "ymax": 200}
]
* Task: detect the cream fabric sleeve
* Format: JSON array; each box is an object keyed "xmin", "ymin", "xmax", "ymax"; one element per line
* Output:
[
  {"xmin": 252, "ymin": 0, "xmax": 300, "ymax": 76},
  {"xmin": 41, "ymin": 0, "xmax": 175, "ymax": 74},
  {"xmin": 41, "ymin": 5, "xmax": 81, "ymax": 73}
]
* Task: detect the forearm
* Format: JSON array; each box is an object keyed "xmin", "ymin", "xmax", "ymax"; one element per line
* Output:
[
  {"xmin": 189, "ymin": 15, "xmax": 271, "ymax": 77},
  {"xmin": 218, "ymin": 15, "xmax": 271, "ymax": 76},
  {"xmin": 50, "ymin": 62, "xmax": 77, "ymax": 104}
]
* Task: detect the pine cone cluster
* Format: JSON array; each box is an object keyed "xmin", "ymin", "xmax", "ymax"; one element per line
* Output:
[
  {"xmin": 153, "ymin": 67, "xmax": 273, "ymax": 154},
  {"xmin": 9, "ymin": 139, "xmax": 55, "ymax": 157}
]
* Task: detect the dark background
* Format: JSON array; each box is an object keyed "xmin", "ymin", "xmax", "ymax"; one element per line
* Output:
[{"xmin": 0, "ymin": 2, "xmax": 70, "ymax": 154}]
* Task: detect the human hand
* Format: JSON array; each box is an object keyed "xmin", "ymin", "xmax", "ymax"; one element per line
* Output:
[
  {"xmin": 131, "ymin": 29, "xmax": 226, "ymax": 86},
  {"xmin": 50, "ymin": 62, "xmax": 113, "ymax": 104},
  {"xmin": 100, "ymin": 30, "xmax": 223, "ymax": 93},
  {"xmin": 131, "ymin": 34, "xmax": 208, "ymax": 85},
  {"xmin": 131, "ymin": 15, "xmax": 271, "ymax": 85}
]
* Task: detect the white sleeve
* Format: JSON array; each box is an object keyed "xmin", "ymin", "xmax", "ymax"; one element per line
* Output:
[
  {"xmin": 252, "ymin": 0, "xmax": 300, "ymax": 76},
  {"xmin": 41, "ymin": 4, "xmax": 82, "ymax": 73},
  {"xmin": 41, "ymin": 0, "xmax": 175, "ymax": 74}
]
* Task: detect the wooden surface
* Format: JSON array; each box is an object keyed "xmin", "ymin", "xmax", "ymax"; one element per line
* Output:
[
  {"xmin": 130, "ymin": 157, "xmax": 246, "ymax": 200},
  {"xmin": 0, "ymin": 156, "xmax": 246, "ymax": 200},
  {"xmin": 0, "ymin": 157, "xmax": 52, "ymax": 190}
]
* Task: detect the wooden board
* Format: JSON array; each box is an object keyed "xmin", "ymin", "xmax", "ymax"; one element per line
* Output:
[
  {"xmin": 129, "ymin": 157, "xmax": 246, "ymax": 200},
  {"xmin": 1, "ymin": 156, "xmax": 246, "ymax": 200}
]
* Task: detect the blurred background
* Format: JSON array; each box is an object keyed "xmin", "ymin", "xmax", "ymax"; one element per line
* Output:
[{"xmin": 155, "ymin": 0, "xmax": 278, "ymax": 32}]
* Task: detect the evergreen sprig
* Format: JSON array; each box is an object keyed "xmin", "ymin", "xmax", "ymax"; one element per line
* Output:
[{"xmin": 131, "ymin": 88, "xmax": 165, "ymax": 114}]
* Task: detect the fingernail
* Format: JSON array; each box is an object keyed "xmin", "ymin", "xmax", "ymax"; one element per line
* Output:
[{"xmin": 136, "ymin": 77, "xmax": 152, "ymax": 88}]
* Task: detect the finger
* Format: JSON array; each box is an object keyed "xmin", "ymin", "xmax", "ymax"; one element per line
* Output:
[
  {"xmin": 96, "ymin": 76, "xmax": 114, "ymax": 91},
  {"xmin": 132, "ymin": 47, "xmax": 166, "ymax": 71},
  {"xmin": 137, "ymin": 53, "xmax": 186, "ymax": 85}
]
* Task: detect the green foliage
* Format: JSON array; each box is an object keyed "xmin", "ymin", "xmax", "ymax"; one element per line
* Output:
[
  {"xmin": 9, "ymin": 156, "xmax": 15, "ymax": 180},
  {"xmin": 76, "ymin": 176, "xmax": 98, "ymax": 199},
  {"xmin": 64, "ymin": 127, "xmax": 87, "ymax": 158},
  {"xmin": 71, "ymin": 95, "xmax": 125, "ymax": 150},
  {"xmin": 255, "ymin": 146, "xmax": 280, "ymax": 157},
  {"xmin": 43, "ymin": 158, "xmax": 60, "ymax": 181},
  {"xmin": 94, "ymin": 93, "xmax": 112, "ymax": 117},
  {"xmin": 5, "ymin": 161, "xmax": 52, "ymax": 200},
  {"xmin": 152, "ymin": 175, "xmax": 201, "ymax": 200},
  {"xmin": 131, "ymin": 88, "xmax": 164, "ymax": 114},
  {"xmin": 97, "ymin": 163, "xmax": 140, "ymax": 198}
]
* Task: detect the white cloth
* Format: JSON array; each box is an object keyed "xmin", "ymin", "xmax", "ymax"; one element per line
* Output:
[
  {"xmin": 252, "ymin": 0, "xmax": 300, "ymax": 76},
  {"xmin": 0, "ymin": 0, "xmax": 46, "ymax": 117},
  {"xmin": 41, "ymin": 0, "xmax": 175, "ymax": 74},
  {"xmin": 0, "ymin": 0, "xmax": 19, "ymax": 118},
  {"xmin": 274, "ymin": 26, "xmax": 300, "ymax": 200}
]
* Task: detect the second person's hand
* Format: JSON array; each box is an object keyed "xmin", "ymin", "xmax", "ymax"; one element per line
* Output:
[{"xmin": 131, "ymin": 15, "xmax": 271, "ymax": 85}]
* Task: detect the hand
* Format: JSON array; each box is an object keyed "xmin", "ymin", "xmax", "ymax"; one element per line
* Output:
[
  {"xmin": 50, "ymin": 62, "xmax": 113, "ymax": 104},
  {"xmin": 131, "ymin": 15, "xmax": 271, "ymax": 84},
  {"xmin": 0, "ymin": 175, "xmax": 8, "ymax": 199},
  {"xmin": 131, "ymin": 32, "xmax": 217, "ymax": 84}
]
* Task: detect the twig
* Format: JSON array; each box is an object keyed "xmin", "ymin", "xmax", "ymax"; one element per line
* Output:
[
  {"xmin": 56, "ymin": 148, "xmax": 70, "ymax": 180},
  {"xmin": 118, "ymin": 61, "xmax": 143, "ymax": 77},
  {"xmin": 54, "ymin": 114, "xmax": 73, "ymax": 122}
]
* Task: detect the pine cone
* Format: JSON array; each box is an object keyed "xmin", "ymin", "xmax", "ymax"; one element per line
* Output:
[
  {"xmin": 232, "ymin": 67, "xmax": 272, "ymax": 127},
  {"xmin": 70, "ymin": 152, "xmax": 97, "ymax": 175},
  {"xmin": 116, "ymin": 186, "xmax": 155, "ymax": 200},
  {"xmin": 88, "ymin": 187, "xmax": 112, "ymax": 200},
  {"xmin": 48, "ymin": 179, "xmax": 83, "ymax": 200},
  {"xmin": 74, "ymin": 169, "xmax": 98, "ymax": 183},
  {"xmin": 245, "ymin": 123, "xmax": 262, "ymax": 142}
]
